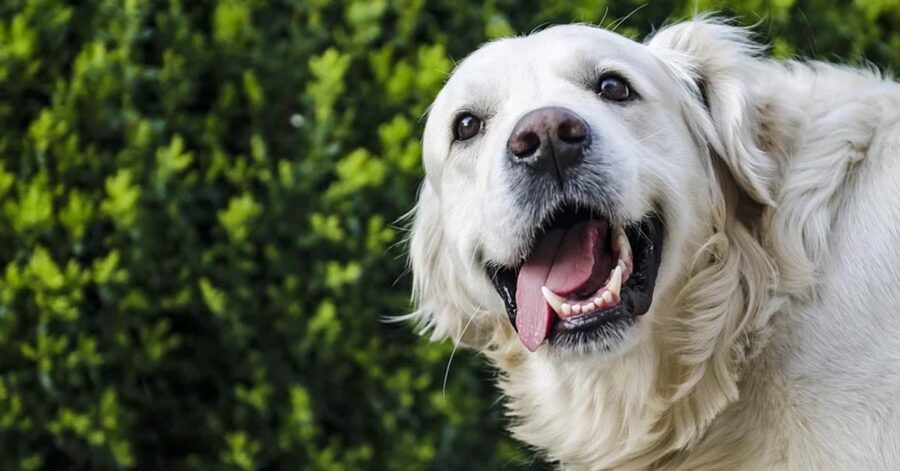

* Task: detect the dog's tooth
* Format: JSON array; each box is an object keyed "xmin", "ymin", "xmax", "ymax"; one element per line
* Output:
[
  {"xmin": 562, "ymin": 303, "xmax": 572, "ymax": 316},
  {"xmin": 541, "ymin": 286, "xmax": 566, "ymax": 315},
  {"xmin": 583, "ymin": 302, "xmax": 595, "ymax": 313},
  {"xmin": 593, "ymin": 297, "xmax": 603, "ymax": 306},
  {"xmin": 607, "ymin": 265, "xmax": 623, "ymax": 298},
  {"xmin": 601, "ymin": 290, "xmax": 614, "ymax": 304},
  {"xmin": 617, "ymin": 259, "xmax": 627, "ymax": 276},
  {"xmin": 618, "ymin": 259, "xmax": 631, "ymax": 282},
  {"xmin": 572, "ymin": 304, "xmax": 582, "ymax": 314}
]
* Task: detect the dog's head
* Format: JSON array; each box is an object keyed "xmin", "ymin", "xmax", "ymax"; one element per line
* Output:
[
  {"xmin": 410, "ymin": 18, "xmax": 778, "ymax": 355},
  {"xmin": 408, "ymin": 18, "xmax": 794, "ymax": 467}
]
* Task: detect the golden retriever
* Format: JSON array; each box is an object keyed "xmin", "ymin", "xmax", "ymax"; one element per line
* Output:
[{"xmin": 408, "ymin": 18, "xmax": 900, "ymax": 470}]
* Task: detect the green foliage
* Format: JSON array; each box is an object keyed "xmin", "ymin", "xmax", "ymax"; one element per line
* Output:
[{"xmin": 0, "ymin": 0, "xmax": 897, "ymax": 469}]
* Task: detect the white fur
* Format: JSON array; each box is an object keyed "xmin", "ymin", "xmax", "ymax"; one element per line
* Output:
[{"xmin": 408, "ymin": 18, "xmax": 900, "ymax": 470}]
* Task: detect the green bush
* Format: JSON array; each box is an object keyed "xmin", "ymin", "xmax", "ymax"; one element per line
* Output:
[{"xmin": 0, "ymin": 1, "xmax": 896, "ymax": 469}]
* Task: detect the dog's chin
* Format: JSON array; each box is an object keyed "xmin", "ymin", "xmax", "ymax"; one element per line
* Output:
[
  {"xmin": 545, "ymin": 314, "xmax": 648, "ymax": 360},
  {"xmin": 488, "ymin": 204, "xmax": 665, "ymax": 356}
]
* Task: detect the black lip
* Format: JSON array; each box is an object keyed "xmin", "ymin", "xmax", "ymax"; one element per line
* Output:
[{"xmin": 489, "ymin": 213, "xmax": 664, "ymax": 349}]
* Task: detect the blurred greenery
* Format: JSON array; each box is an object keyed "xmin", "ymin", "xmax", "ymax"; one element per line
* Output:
[{"xmin": 0, "ymin": 0, "xmax": 896, "ymax": 469}]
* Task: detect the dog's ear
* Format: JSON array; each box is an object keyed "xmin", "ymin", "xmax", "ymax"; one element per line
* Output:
[
  {"xmin": 407, "ymin": 182, "xmax": 495, "ymax": 348},
  {"xmin": 647, "ymin": 18, "xmax": 778, "ymax": 205}
]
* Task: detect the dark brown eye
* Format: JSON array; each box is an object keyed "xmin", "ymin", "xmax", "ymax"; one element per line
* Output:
[
  {"xmin": 454, "ymin": 113, "xmax": 483, "ymax": 141},
  {"xmin": 597, "ymin": 75, "xmax": 632, "ymax": 102}
]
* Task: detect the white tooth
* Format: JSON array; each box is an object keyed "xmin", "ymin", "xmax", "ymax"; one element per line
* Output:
[
  {"xmin": 562, "ymin": 303, "xmax": 572, "ymax": 316},
  {"xmin": 572, "ymin": 304, "xmax": 582, "ymax": 314},
  {"xmin": 602, "ymin": 291, "xmax": 614, "ymax": 304},
  {"xmin": 593, "ymin": 297, "xmax": 603, "ymax": 305},
  {"xmin": 541, "ymin": 286, "xmax": 567, "ymax": 315},
  {"xmin": 584, "ymin": 302, "xmax": 595, "ymax": 312},
  {"xmin": 607, "ymin": 265, "xmax": 623, "ymax": 298},
  {"xmin": 618, "ymin": 260, "xmax": 628, "ymax": 276}
]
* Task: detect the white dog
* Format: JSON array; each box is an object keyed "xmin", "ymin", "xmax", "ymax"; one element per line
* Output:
[{"xmin": 407, "ymin": 17, "xmax": 900, "ymax": 470}]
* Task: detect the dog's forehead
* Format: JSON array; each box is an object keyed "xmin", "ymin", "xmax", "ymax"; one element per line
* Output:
[
  {"xmin": 438, "ymin": 25, "xmax": 657, "ymax": 110},
  {"xmin": 451, "ymin": 26, "xmax": 647, "ymax": 83}
]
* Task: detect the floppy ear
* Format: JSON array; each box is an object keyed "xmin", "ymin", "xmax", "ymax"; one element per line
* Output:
[
  {"xmin": 406, "ymin": 182, "xmax": 496, "ymax": 348},
  {"xmin": 647, "ymin": 18, "xmax": 779, "ymax": 205}
]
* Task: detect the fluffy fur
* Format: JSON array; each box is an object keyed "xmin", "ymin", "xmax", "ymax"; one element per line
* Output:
[{"xmin": 408, "ymin": 18, "xmax": 900, "ymax": 470}]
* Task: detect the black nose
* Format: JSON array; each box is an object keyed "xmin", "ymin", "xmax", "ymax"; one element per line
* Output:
[{"xmin": 507, "ymin": 106, "xmax": 590, "ymax": 173}]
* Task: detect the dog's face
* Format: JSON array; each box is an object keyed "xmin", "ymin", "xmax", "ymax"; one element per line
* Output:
[
  {"xmin": 411, "ymin": 20, "xmax": 782, "ymax": 466},
  {"xmin": 412, "ymin": 21, "xmax": 774, "ymax": 358}
]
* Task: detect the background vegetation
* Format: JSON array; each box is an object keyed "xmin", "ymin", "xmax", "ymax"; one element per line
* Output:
[{"xmin": 0, "ymin": 0, "xmax": 897, "ymax": 469}]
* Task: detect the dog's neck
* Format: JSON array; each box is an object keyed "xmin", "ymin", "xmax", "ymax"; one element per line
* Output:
[{"xmin": 488, "ymin": 335, "xmax": 665, "ymax": 470}]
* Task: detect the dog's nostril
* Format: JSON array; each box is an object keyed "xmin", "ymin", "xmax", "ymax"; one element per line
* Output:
[
  {"xmin": 506, "ymin": 106, "xmax": 589, "ymax": 172},
  {"xmin": 558, "ymin": 119, "xmax": 587, "ymax": 143},
  {"xmin": 509, "ymin": 130, "xmax": 541, "ymax": 157}
]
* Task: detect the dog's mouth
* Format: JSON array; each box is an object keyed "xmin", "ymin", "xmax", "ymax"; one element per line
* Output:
[{"xmin": 489, "ymin": 205, "xmax": 664, "ymax": 352}]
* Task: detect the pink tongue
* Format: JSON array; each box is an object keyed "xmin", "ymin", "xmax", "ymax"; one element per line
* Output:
[{"xmin": 514, "ymin": 221, "xmax": 607, "ymax": 351}]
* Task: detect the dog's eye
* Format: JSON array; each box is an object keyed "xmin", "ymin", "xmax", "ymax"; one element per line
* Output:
[
  {"xmin": 596, "ymin": 75, "xmax": 632, "ymax": 102},
  {"xmin": 454, "ymin": 113, "xmax": 483, "ymax": 141}
]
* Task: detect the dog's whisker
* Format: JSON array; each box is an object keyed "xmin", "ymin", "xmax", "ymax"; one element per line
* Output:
[
  {"xmin": 609, "ymin": 3, "xmax": 648, "ymax": 33},
  {"xmin": 442, "ymin": 309, "xmax": 479, "ymax": 397}
]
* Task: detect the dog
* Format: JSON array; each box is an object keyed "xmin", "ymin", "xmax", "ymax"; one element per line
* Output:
[{"xmin": 407, "ymin": 17, "xmax": 900, "ymax": 470}]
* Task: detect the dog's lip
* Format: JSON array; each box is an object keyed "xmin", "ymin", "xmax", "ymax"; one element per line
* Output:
[{"xmin": 488, "ymin": 212, "xmax": 664, "ymax": 350}]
